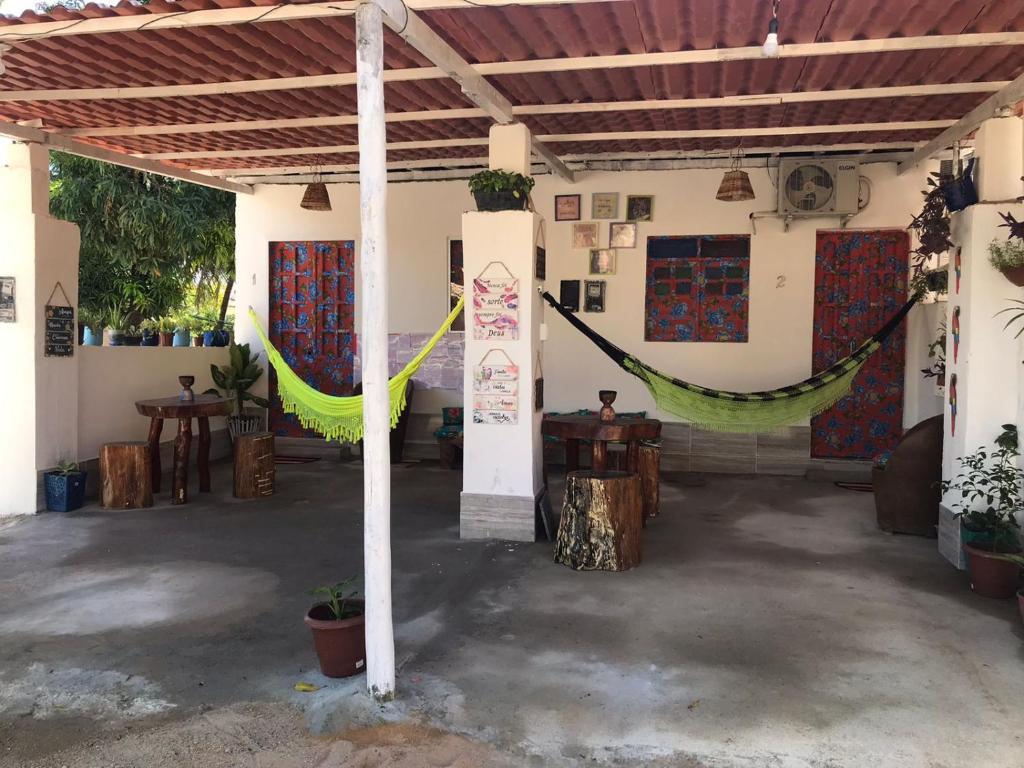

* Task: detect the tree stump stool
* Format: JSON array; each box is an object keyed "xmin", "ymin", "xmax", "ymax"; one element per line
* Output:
[
  {"xmin": 234, "ymin": 432, "xmax": 275, "ymax": 499},
  {"xmin": 99, "ymin": 441, "xmax": 153, "ymax": 509},
  {"xmin": 638, "ymin": 443, "xmax": 661, "ymax": 519},
  {"xmin": 554, "ymin": 470, "xmax": 642, "ymax": 571}
]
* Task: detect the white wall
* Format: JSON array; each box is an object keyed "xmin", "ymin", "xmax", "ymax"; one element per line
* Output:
[
  {"xmin": 235, "ymin": 162, "xmax": 938, "ymax": 430},
  {"xmin": 78, "ymin": 346, "xmax": 230, "ymax": 461}
]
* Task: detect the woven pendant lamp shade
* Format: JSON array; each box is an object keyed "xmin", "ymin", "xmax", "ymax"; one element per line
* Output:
[
  {"xmin": 716, "ymin": 169, "xmax": 755, "ymax": 202},
  {"xmin": 300, "ymin": 181, "xmax": 332, "ymax": 211}
]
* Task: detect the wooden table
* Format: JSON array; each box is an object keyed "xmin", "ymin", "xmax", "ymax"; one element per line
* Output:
[
  {"xmin": 541, "ymin": 414, "xmax": 662, "ymax": 474},
  {"xmin": 135, "ymin": 395, "xmax": 232, "ymax": 504}
]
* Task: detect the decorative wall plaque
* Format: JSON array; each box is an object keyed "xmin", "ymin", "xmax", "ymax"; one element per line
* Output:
[
  {"xmin": 473, "ymin": 349, "xmax": 518, "ymax": 425},
  {"xmin": 472, "ymin": 261, "xmax": 519, "ymax": 341},
  {"xmin": 44, "ymin": 283, "xmax": 75, "ymax": 357}
]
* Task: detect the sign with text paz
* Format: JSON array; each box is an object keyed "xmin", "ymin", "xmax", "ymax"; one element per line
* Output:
[
  {"xmin": 473, "ymin": 350, "xmax": 518, "ymax": 425},
  {"xmin": 45, "ymin": 305, "xmax": 75, "ymax": 357}
]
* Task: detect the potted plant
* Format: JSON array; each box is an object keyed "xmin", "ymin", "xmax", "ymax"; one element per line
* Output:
[
  {"xmin": 468, "ymin": 170, "xmax": 535, "ymax": 212},
  {"xmin": 304, "ymin": 577, "xmax": 365, "ymax": 678},
  {"xmin": 989, "ymin": 237, "xmax": 1024, "ymax": 287},
  {"xmin": 80, "ymin": 307, "xmax": 104, "ymax": 347},
  {"xmin": 157, "ymin": 316, "xmax": 176, "ymax": 347},
  {"xmin": 139, "ymin": 319, "xmax": 159, "ymax": 347},
  {"xmin": 941, "ymin": 425, "xmax": 1023, "ymax": 598},
  {"xmin": 123, "ymin": 324, "xmax": 144, "ymax": 347},
  {"xmin": 204, "ymin": 342, "xmax": 271, "ymax": 439},
  {"xmin": 908, "ymin": 173, "xmax": 952, "ymax": 296},
  {"xmin": 173, "ymin": 316, "xmax": 192, "ymax": 347},
  {"xmin": 987, "ymin": 553, "xmax": 1024, "ymax": 626},
  {"xmin": 105, "ymin": 306, "xmax": 129, "ymax": 346},
  {"xmin": 996, "ymin": 299, "xmax": 1024, "ymax": 339},
  {"xmin": 44, "ymin": 459, "xmax": 88, "ymax": 513},
  {"xmin": 193, "ymin": 325, "xmax": 205, "ymax": 347}
]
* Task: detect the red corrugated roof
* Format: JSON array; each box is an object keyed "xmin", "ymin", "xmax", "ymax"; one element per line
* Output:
[{"xmin": 0, "ymin": 0, "xmax": 1020, "ymax": 179}]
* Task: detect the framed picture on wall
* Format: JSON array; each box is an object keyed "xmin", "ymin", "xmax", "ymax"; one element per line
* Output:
[
  {"xmin": 584, "ymin": 280, "xmax": 606, "ymax": 312},
  {"xmin": 592, "ymin": 192, "xmax": 619, "ymax": 219},
  {"xmin": 572, "ymin": 222, "xmax": 599, "ymax": 249},
  {"xmin": 559, "ymin": 279, "xmax": 581, "ymax": 312},
  {"xmin": 554, "ymin": 194, "xmax": 581, "ymax": 221},
  {"xmin": 626, "ymin": 195, "xmax": 654, "ymax": 222},
  {"xmin": 589, "ymin": 248, "xmax": 616, "ymax": 275},
  {"xmin": 0, "ymin": 277, "xmax": 14, "ymax": 322},
  {"xmin": 609, "ymin": 222, "xmax": 637, "ymax": 249}
]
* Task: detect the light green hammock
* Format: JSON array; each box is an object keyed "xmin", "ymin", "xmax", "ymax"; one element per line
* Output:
[
  {"xmin": 541, "ymin": 291, "xmax": 918, "ymax": 433},
  {"xmin": 249, "ymin": 297, "xmax": 464, "ymax": 442}
]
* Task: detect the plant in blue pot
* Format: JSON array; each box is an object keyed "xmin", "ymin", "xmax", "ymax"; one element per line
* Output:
[
  {"xmin": 80, "ymin": 307, "xmax": 104, "ymax": 347},
  {"xmin": 44, "ymin": 459, "xmax": 88, "ymax": 513},
  {"xmin": 173, "ymin": 315, "xmax": 192, "ymax": 347},
  {"xmin": 140, "ymin": 318, "xmax": 160, "ymax": 346}
]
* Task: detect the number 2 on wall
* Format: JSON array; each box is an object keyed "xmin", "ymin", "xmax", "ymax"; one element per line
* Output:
[{"xmin": 776, "ymin": 275, "xmax": 786, "ymax": 289}]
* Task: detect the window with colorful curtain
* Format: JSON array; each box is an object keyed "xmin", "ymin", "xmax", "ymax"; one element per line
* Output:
[{"xmin": 644, "ymin": 235, "xmax": 751, "ymax": 343}]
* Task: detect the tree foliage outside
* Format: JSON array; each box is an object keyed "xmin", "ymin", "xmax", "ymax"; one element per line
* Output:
[{"xmin": 48, "ymin": 152, "xmax": 235, "ymax": 327}]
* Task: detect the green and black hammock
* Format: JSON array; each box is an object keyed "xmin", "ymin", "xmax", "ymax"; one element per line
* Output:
[{"xmin": 541, "ymin": 291, "xmax": 918, "ymax": 433}]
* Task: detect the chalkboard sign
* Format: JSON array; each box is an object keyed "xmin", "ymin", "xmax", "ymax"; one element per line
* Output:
[{"xmin": 45, "ymin": 304, "xmax": 75, "ymax": 357}]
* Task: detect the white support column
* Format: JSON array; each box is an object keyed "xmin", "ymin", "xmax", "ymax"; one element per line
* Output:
[
  {"xmin": 937, "ymin": 114, "xmax": 1024, "ymax": 568},
  {"xmin": 355, "ymin": 1, "xmax": 395, "ymax": 701},
  {"xmin": 0, "ymin": 141, "xmax": 81, "ymax": 516},
  {"xmin": 460, "ymin": 124, "xmax": 544, "ymax": 540}
]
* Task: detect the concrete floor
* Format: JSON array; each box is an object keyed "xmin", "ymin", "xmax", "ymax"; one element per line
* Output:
[{"xmin": 1, "ymin": 458, "xmax": 1022, "ymax": 767}]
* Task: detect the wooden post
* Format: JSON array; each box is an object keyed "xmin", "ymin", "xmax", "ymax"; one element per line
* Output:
[
  {"xmin": 99, "ymin": 441, "xmax": 152, "ymax": 509},
  {"xmin": 554, "ymin": 471, "xmax": 642, "ymax": 571},
  {"xmin": 357, "ymin": 0, "xmax": 395, "ymax": 702}
]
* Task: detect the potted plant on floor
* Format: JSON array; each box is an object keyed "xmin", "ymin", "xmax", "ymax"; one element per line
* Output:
[
  {"xmin": 988, "ymin": 553, "xmax": 1024, "ymax": 626},
  {"xmin": 44, "ymin": 459, "xmax": 88, "ymax": 513},
  {"xmin": 304, "ymin": 576, "xmax": 365, "ymax": 678},
  {"xmin": 203, "ymin": 342, "xmax": 270, "ymax": 440},
  {"xmin": 468, "ymin": 170, "xmax": 535, "ymax": 212},
  {"xmin": 941, "ymin": 425, "xmax": 1023, "ymax": 598},
  {"xmin": 988, "ymin": 237, "xmax": 1024, "ymax": 287}
]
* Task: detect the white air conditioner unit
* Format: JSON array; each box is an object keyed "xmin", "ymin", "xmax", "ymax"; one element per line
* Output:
[{"xmin": 777, "ymin": 159, "xmax": 860, "ymax": 216}]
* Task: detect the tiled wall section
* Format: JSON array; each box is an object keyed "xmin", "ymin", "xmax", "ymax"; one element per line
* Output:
[{"xmin": 353, "ymin": 331, "xmax": 465, "ymax": 392}]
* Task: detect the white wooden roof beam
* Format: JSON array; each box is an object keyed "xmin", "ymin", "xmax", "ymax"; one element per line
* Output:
[
  {"xmin": 139, "ymin": 121, "xmax": 953, "ymax": 161},
  {"xmin": 2, "ymin": 35, "xmax": 1022, "ymax": 103},
  {"xmin": 0, "ymin": 120, "xmax": 252, "ymax": 193},
  {"xmin": 897, "ymin": 70, "xmax": 1024, "ymax": 174},
  {"xmin": 59, "ymin": 82, "xmax": 1008, "ymax": 139}
]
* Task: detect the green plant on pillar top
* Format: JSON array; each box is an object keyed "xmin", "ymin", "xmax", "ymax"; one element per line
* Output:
[
  {"xmin": 941, "ymin": 425, "xmax": 1023, "ymax": 552},
  {"xmin": 468, "ymin": 170, "xmax": 535, "ymax": 212},
  {"xmin": 203, "ymin": 342, "xmax": 271, "ymax": 416}
]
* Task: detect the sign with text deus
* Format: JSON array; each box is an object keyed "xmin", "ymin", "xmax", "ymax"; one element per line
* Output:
[{"xmin": 45, "ymin": 305, "xmax": 75, "ymax": 357}]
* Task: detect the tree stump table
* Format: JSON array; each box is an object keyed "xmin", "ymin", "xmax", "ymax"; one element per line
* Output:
[
  {"xmin": 554, "ymin": 470, "xmax": 642, "ymax": 571},
  {"xmin": 99, "ymin": 441, "xmax": 152, "ymax": 509},
  {"xmin": 135, "ymin": 395, "xmax": 231, "ymax": 505},
  {"xmin": 234, "ymin": 432, "xmax": 275, "ymax": 499}
]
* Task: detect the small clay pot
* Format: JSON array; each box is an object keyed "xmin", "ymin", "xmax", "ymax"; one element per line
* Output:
[
  {"xmin": 305, "ymin": 600, "xmax": 366, "ymax": 678},
  {"xmin": 998, "ymin": 264, "xmax": 1024, "ymax": 287},
  {"xmin": 193, "ymin": 335, "xmax": 205, "ymax": 347},
  {"xmin": 963, "ymin": 545, "xmax": 1022, "ymax": 599},
  {"xmin": 159, "ymin": 331, "xmax": 174, "ymax": 346}
]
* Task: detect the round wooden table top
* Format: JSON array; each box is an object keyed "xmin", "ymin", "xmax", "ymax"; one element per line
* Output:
[
  {"xmin": 541, "ymin": 414, "xmax": 662, "ymax": 442},
  {"xmin": 135, "ymin": 394, "xmax": 232, "ymax": 419}
]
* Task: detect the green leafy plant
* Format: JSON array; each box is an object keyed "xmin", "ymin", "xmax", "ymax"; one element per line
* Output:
[
  {"xmin": 941, "ymin": 425, "xmax": 1023, "ymax": 552},
  {"xmin": 53, "ymin": 458, "xmax": 81, "ymax": 476},
  {"xmin": 203, "ymin": 342, "xmax": 271, "ymax": 415},
  {"xmin": 156, "ymin": 316, "xmax": 177, "ymax": 333},
  {"xmin": 105, "ymin": 305, "xmax": 130, "ymax": 332},
  {"xmin": 308, "ymin": 576, "xmax": 362, "ymax": 620},
  {"xmin": 908, "ymin": 174, "xmax": 952, "ymax": 294},
  {"xmin": 78, "ymin": 306, "xmax": 103, "ymax": 330},
  {"xmin": 467, "ymin": 169, "xmax": 535, "ymax": 196},
  {"xmin": 996, "ymin": 299, "xmax": 1024, "ymax": 339},
  {"xmin": 989, "ymin": 238, "xmax": 1024, "ymax": 271},
  {"xmin": 920, "ymin": 322, "xmax": 946, "ymax": 381}
]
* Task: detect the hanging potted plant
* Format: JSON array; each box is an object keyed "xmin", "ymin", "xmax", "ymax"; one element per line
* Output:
[
  {"xmin": 919, "ymin": 322, "xmax": 946, "ymax": 386},
  {"xmin": 907, "ymin": 174, "xmax": 952, "ymax": 297},
  {"xmin": 304, "ymin": 576, "xmax": 366, "ymax": 678},
  {"xmin": 44, "ymin": 459, "xmax": 88, "ymax": 513},
  {"xmin": 468, "ymin": 170, "xmax": 535, "ymax": 212},
  {"xmin": 988, "ymin": 237, "xmax": 1024, "ymax": 287},
  {"xmin": 941, "ymin": 425, "xmax": 1023, "ymax": 598},
  {"xmin": 203, "ymin": 342, "xmax": 270, "ymax": 440}
]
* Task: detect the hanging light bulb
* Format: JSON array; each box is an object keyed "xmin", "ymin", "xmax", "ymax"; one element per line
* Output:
[{"xmin": 762, "ymin": 0, "xmax": 780, "ymax": 57}]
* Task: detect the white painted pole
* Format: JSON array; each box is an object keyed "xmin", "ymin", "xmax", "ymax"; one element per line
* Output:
[{"xmin": 356, "ymin": 0, "xmax": 395, "ymax": 701}]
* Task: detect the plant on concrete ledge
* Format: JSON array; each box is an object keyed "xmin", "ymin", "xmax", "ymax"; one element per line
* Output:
[
  {"xmin": 304, "ymin": 576, "xmax": 366, "ymax": 678},
  {"xmin": 941, "ymin": 425, "xmax": 1024, "ymax": 598},
  {"xmin": 204, "ymin": 342, "xmax": 270, "ymax": 439},
  {"xmin": 988, "ymin": 237, "xmax": 1024, "ymax": 287},
  {"xmin": 468, "ymin": 170, "xmax": 535, "ymax": 212}
]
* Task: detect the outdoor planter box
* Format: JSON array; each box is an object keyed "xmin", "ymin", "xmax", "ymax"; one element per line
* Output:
[{"xmin": 44, "ymin": 471, "xmax": 88, "ymax": 513}]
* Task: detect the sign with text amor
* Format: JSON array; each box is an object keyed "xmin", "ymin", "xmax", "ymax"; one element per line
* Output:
[{"xmin": 473, "ymin": 352, "xmax": 518, "ymax": 425}]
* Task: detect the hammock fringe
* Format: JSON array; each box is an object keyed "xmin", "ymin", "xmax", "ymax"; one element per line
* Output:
[{"xmin": 249, "ymin": 297, "xmax": 464, "ymax": 443}]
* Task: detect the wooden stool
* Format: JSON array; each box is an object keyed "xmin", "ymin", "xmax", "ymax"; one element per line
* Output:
[
  {"xmin": 234, "ymin": 432, "xmax": 275, "ymax": 499},
  {"xmin": 99, "ymin": 441, "xmax": 153, "ymax": 509},
  {"xmin": 554, "ymin": 470, "xmax": 641, "ymax": 571},
  {"xmin": 638, "ymin": 443, "xmax": 661, "ymax": 519}
]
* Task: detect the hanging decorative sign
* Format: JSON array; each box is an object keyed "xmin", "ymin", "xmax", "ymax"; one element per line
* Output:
[
  {"xmin": 44, "ymin": 282, "xmax": 75, "ymax": 358},
  {"xmin": 951, "ymin": 306, "xmax": 961, "ymax": 364},
  {"xmin": 473, "ymin": 261, "xmax": 519, "ymax": 340},
  {"xmin": 0, "ymin": 276, "xmax": 14, "ymax": 323},
  {"xmin": 473, "ymin": 349, "xmax": 519, "ymax": 425},
  {"xmin": 954, "ymin": 248, "xmax": 962, "ymax": 294}
]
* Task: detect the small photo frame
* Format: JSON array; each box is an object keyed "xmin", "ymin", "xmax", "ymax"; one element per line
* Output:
[
  {"xmin": 584, "ymin": 280, "xmax": 606, "ymax": 313},
  {"xmin": 591, "ymin": 192, "xmax": 619, "ymax": 220},
  {"xmin": 609, "ymin": 221, "xmax": 637, "ymax": 249},
  {"xmin": 572, "ymin": 222, "xmax": 599, "ymax": 249},
  {"xmin": 589, "ymin": 248, "xmax": 616, "ymax": 275},
  {"xmin": 626, "ymin": 195, "xmax": 654, "ymax": 222},
  {"xmin": 559, "ymin": 279, "xmax": 581, "ymax": 312},
  {"xmin": 554, "ymin": 194, "xmax": 581, "ymax": 221}
]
